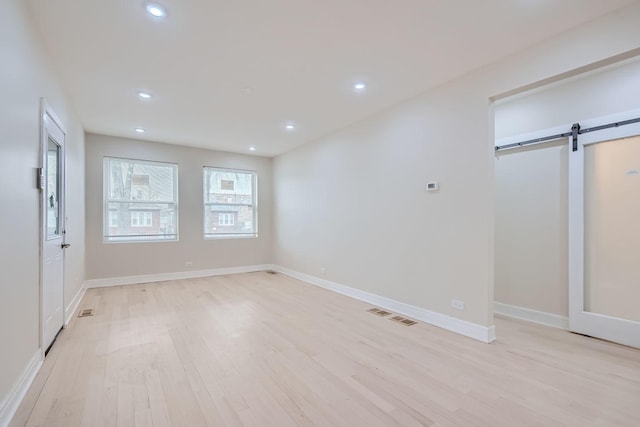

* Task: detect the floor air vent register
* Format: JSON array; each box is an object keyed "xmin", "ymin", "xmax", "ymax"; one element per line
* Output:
[
  {"xmin": 367, "ymin": 307, "xmax": 393, "ymax": 317},
  {"xmin": 78, "ymin": 309, "xmax": 95, "ymax": 317},
  {"xmin": 390, "ymin": 316, "xmax": 417, "ymax": 326},
  {"xmin": 367, "ymin": 307, "xmax": 417, "ymax": 326}
]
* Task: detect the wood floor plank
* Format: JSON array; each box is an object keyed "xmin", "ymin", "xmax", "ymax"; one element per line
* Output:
[{"xmin": 10, "ymin": 272, "xmax": 640, "ymax": 426}]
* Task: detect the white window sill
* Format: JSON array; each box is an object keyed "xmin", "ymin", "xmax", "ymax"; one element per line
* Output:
[
  {"xmin": 103, "ymin": 236, "xmax": 179, "ymax": 244},
  {"xmin": 204, "ymin": 234, "xmax": 258, "ymax": 241}
]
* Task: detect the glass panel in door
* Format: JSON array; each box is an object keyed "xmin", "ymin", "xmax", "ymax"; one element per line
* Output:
[
  {"xmin": 46, "ymin": 137, "xmax": 61, "ymax": 239},
  {"xmin": 583, "ymin": 135, "xmax": 640, "ymax": 322}
]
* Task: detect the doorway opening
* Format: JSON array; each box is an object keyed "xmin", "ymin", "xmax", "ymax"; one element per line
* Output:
[
  {"xmin": 492, "ymin": 57, "xmax": 640, "ymax": 348},
  {"xmin": 40, "ymin": 100, "xmax": 68, "ymax": 355}
]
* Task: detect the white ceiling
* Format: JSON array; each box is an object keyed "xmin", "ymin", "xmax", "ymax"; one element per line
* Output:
[{"xmin": 27, "ymin": 0, "xmax": 635, "ymax": 157}]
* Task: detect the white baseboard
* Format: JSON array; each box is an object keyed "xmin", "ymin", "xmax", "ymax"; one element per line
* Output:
[
  {"xmin": 0, "ymin": 350, "xmax": 43, "ymax": 427},
  {"xmin": 494, "ymin": 302, "xmax": 569, "ymax": 330},
  {"xmin": 270, "ymin": 265, "xmax": 496, "ymax": 344},
  {"xmin": 85, "ymin": 264, "xmax": 272, "ymax": 288},
  {"xmin": 65, "ymin": 283, "xmax": 87, "ymax": 325}
]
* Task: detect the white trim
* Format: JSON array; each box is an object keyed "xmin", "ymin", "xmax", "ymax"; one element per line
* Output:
[
  {"xmin": 494, "ymin": 302, "xmax": 569, "ymax": 330},
  {"xmin": 204, "ymin": 234, "xmax": 258, "ymax": 240},
  {"xmin": 0, "ymin": 350, "xmax": 43, "ymax": 427},
  {"xmin": 85, "ymin": 264, "xmax": 272, "ymax": 288},
  {"xmin": 64, "ymin": 283, "xmax": 87, "ymax": 325},
  {"xmin": 270, "ymin": 265, "xmax": 495, "ymax": 343},
  {"xmin": 569, "ymin": 128, "xmax": 585, "ymax": 335},
  {"xmin": 40, "ymin": 100, "xmax": 66, "ymax": 134}
]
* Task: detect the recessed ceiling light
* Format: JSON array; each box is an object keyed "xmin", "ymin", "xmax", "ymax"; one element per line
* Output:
[
  {"xmin": 285, "ymin": 123, "xmax": 296, "ymax": 130},
  {"xmin": 353, "ymin": 82, "xmax": 367, "ymax": 91},
  {"xmin": 137, "ymin": 91, "xmax": 152, "ymax": 100},
  {"xmin": 146, "ymin": 3, "xmax": 167, "ymax": 18},
  {"xmin": 135, "ymin": 128, "xmax": 145, "ymax": 133},
  {"xmin": 249, "ymin": 146, "xmax": 256, "ymax": 151}
]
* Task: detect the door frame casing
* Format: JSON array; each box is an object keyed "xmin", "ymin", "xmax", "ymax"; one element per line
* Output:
[
  {"xmin": 568, "ymin": 109, "xmax": 640, "ymax": 349},
  {"xmin": 39, "ymin": 98, "xmax": 67, "ymax": 356}
]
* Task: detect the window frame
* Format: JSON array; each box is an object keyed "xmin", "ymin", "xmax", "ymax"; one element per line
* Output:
[
  {"xmin": 203, "ymin": 166, "xmax": 258, "ymax": 239},
  {"xmin": 103, "ymin": 156, "xmax": 179, "ymax": 243}
]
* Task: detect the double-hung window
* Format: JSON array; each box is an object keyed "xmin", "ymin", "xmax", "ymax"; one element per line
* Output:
[
  {"xmin": 203, "ymin": 167, "xmax": 257, "ymax": 238},
  {"xmin": 104, "ymin": 157, "xmax": 178, "ymax": 242}
]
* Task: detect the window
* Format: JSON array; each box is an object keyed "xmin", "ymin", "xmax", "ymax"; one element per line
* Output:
[
  {"xmin": 218, "ymin": 212, "xmax": 235, "ymax": 226},
  {"xmin": 108, "ymin": 211, "xmax": 118, "ymax": 227},
  {"xmin": 131, "ymin": 211, "xmax": 153, "ymax": 227},
  {"xmin": 203, "ymin": 167, "xmax": 257, "ymax": 238},
  {"xmin": 104, "ymin": 157, "xmax": 178, "ymax": 242}
]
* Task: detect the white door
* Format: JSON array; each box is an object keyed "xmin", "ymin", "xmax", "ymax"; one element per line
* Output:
[
  {"xmin": 41, "ymin": 103, "xmax": 66, "ymax": 352},
  {"xmin": 569, "ymin": 120, "xmax": 640, "ymax": 349}
]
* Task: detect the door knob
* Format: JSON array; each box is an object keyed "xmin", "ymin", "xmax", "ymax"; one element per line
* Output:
[{"xmin": 61, "ymin": 243, "xmax": 71, "ymax": 249}]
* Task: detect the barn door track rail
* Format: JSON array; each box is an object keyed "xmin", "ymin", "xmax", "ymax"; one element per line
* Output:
[{"xmin": 495, "ymin": 117, "xmax": 640, "ymax": 152}]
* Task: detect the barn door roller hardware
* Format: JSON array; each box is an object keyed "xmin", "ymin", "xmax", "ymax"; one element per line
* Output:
[
  {"xmin": 495, "ymin": 117, "xmax": 640, "ymax": 152},
  {"xmin": 571, "ymin": 123, "xmax": 580, "ymax": 152}
]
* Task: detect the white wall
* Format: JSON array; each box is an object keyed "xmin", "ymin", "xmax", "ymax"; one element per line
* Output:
[
  {"xmin": 0, "ymin": 0, "xmax": 85, "ymax": 420},
  {"xmin": 273, "ymin": 3, "xmax": 640, "ymax": 330},
  {"xmin": 85, "ymin": 134, "xmax": 272, "ymax": 280},
  {"xmin": 495, "ymin": 58, "xmax": 640, "ymax": 317}
]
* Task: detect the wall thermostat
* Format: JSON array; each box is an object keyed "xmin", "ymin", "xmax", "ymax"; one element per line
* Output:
[{"xmin": 426, "ymin": 182, "xmax": 439, "ymax": 192}]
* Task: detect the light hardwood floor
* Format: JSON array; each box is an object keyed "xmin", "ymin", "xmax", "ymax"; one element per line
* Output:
[{"xmin": 11, "ymin": 272, "xmax": 640, "ymax": 426}]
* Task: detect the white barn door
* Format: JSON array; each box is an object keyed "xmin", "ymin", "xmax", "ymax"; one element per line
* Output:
[{"xmin": 569, "ymin": 118, "xmax": 640, "ymax": 349}]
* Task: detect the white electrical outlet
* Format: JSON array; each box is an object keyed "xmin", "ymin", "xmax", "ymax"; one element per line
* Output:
[
  {"xmin": 185, "ymin": 261, "xmax": 193, "ymax": 268},
  {"xmin": 320, "ymin": 267, "xmax": 327, "ymax": 275},
  {"xmin": 451, "ymin": 299, "xmax": 465, "ymax": 310}
]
